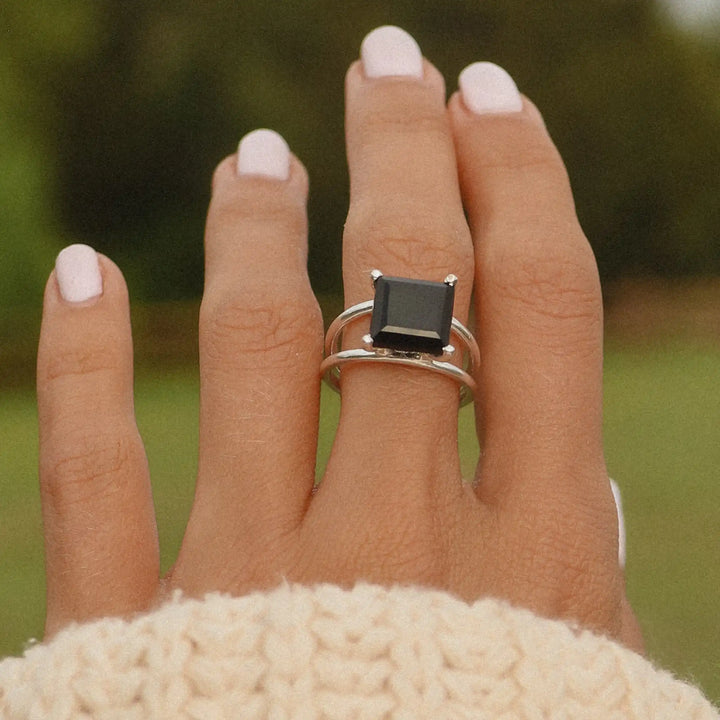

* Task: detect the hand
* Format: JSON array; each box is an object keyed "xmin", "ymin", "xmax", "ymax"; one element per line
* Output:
[{"xmin": 37, "ymin": 26, "xmax": 642, "ymax": 650}]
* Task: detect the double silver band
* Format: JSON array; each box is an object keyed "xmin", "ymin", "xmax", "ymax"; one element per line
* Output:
[{"xmin": 321, "ymin": 299, "xmax": 480, "ymax": 406}]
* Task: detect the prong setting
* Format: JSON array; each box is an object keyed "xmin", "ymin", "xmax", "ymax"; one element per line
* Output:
[
  {"xmin": 370, "ymin": 269, "xmax": 383, "ymax": 287},
  {"xmin": 320, "ymin": 272, "xmax": 480, "ymax": 407}
]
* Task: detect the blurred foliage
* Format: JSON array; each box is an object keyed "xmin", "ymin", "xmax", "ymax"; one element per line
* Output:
[{"xmin": 1, "ymin": 0, "xmax": 720, "ymax": 308}]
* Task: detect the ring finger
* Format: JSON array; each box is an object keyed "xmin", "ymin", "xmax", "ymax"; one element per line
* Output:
[{"xmin": 315, "ymin": 28, "xmax": 474, "ymax": 527}]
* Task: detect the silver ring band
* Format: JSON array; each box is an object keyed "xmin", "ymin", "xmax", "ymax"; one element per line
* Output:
[{"xmin": 321, "ymin": 296, "xmax": 480, "ymax": 406}]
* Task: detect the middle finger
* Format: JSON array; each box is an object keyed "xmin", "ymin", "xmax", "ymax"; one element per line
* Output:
[{"xmin": 320, "ymin": 28, "xmax": 474, "ymax": 508}]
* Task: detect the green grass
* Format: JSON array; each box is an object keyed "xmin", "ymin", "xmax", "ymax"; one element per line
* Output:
[
  {"xmin": 1, "ymin": 345, "xmax": 718, "ymax": 705},
  {"xmin": 603, "ymin": 343, "xmax": 720, "ymax": 702}
]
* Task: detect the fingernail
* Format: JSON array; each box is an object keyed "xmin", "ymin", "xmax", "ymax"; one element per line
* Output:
[
  {"xmin": 237, "ymin": 129, "xmax": 290, "ymax": 180},
  {"xmin": 610, "ymin": 479, "xmax": 627, "ymax": 568},
  {"xmin": 55, "ymin": 244, "xmax": 103, "ymax": 304},
  {"xmin": 361, "ymin": 26, "xmax": 423, "ymax": 79},
  {"xmin": 459, "ymin": 62, "xmax": 523, "ymax": 114}
]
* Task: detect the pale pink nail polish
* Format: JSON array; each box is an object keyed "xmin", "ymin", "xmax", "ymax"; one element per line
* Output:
[
  {"xmin": 237, "ymin": 129, "xmax": 290, "ymax": 180},
  {"xmin": 55, "ymin": 244, "xmax": 103, "ymax": 304},
  {"xmin": 360, "ymin": 26, "xmax": 423, "ymax": 79},
  {"xmin": 459, "ymin": 62, "xmax": 523, "ymax": 114}
]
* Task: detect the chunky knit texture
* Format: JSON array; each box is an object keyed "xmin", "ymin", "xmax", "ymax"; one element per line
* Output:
[{"xmin": 0, "ymin": 583, "xmax": 716, "ymax": 719}]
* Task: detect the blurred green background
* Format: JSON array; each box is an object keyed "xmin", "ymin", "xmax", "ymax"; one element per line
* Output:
[{"xmin": 1, "ymin": 0, "xmax": 718, "ymax": 705}]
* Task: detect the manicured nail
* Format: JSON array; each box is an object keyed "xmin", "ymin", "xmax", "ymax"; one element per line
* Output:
[
  {"xmin": 237, "ymin": 129, "xmax": 290, "ymax": 180},
  {"xmin": 459, "ymin": 62, "xmax": 523, "ymax": 114},
  {"xmin": 361, "ymin": 26, "xmax": 423, "ymax": 79},
  {"xmin": 610, "ymin": 479, "xmax": 626, "ymax": 568},
  {"xmin": 55, "ymin": 244, "xmax": 103, "ymax": 304}
]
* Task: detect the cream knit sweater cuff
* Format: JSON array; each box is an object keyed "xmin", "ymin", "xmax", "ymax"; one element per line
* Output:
[{"xmin": 0, "ymin": 583, "xmax": 716, "ymax": 719}]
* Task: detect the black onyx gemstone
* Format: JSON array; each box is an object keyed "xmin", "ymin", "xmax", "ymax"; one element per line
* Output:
[{"xmin": 370, "ymin": 275, "xmax": 455, "ymax": 356}]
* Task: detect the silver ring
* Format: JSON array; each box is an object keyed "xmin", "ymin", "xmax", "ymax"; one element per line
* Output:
[{"xmin": 321, "ymin": 271, "xmax": 480, "ymax": 406}]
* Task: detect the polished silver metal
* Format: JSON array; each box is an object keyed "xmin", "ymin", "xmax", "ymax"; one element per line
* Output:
[
  {"xmin": 444, "ymin": 273, "xmax": 458, "ymax": 287},
  {"xmin": 321, "ymin": 293, "xmax": 480, "ymax": 406},
  {"xmin": 370, "ymin": 269, "xmax": 383, "ymax": 287}
]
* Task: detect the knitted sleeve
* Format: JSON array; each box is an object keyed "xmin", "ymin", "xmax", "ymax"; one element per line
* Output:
[{"xmin": 0, "ymin": 583, "xmax": 716, "ymax": 719}]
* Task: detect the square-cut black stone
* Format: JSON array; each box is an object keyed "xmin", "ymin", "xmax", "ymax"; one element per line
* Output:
[{"xmin": 370, "ymin": 275, "xmax": 455, "ymax": 356}]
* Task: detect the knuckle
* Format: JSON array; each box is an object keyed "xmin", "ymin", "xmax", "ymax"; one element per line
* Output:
[
  {"xmin": 210, "ymin": 181, "xmax": 306, "ymax": 236},
  {"xmin": 356, "ymin": 94, "xmax": 446, "ymax": 142},
  {"xmin": 207, "ymin": 199, "xmax": 307, "ymax": 253},
  {"xmin": 201, "ymin": 287, "xmax": 322, "ymax": 366},
  {"xmin": 371, "ymin": 528, "xmax": 444, "ymax": 584},
  {"xmin": 513, "ymin": 491, "xmax": 622, "ymax": 631},
  {"xmin": 328, "ymin": 517, "xmax": 445, "ymax": 586},
  {"xmin": 491, "ymin": 237, "xmax": 602, "ymax": 332},
  {"xmin": 220, "ymin": 201, "xmax": 307, "ymax": 240},
  {"xmin": 483, "ymin": 122, "xmax": 569, "ymax": 179},
  {"xmin": 346, "ymin": 206, "xmax": 473, "ymax": 279},
  {"xmin": 555, "ymin": 550, "xmax": 621, "ymax": 633},
  {"xmin": 538, "ymin": 551, "xmax": 620, "ymax": 633},
  {"xmin": 297, "ymin": 500, "xmax": 447, "ymax": 588},
  {"xmin": 41, "ymin": 341, "xmax": 120, "ymax": 384},
  {"xmin": 43, "ymin": 432, "xmax": 141, "ymax": 511},
  {"xmin": 498, "ymin": 142, "xmax": 568, "ymax": 181}
]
